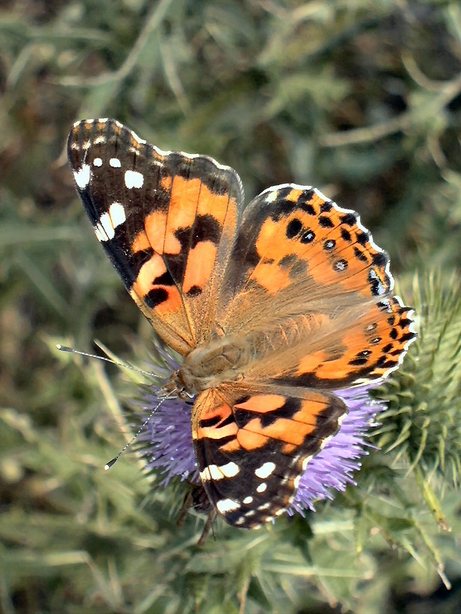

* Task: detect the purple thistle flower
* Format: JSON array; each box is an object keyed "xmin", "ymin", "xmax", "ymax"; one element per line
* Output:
[
  {"xmin": 289, "ymin": 385, "xmax": 385, "ymax": 514},
  {"xmin": 138, "ymin": 375, "xmax": 386, "ymax": 515},
  {"xmin": 140, "ymin": 397, "xmax": 198, "ymax": 485}
]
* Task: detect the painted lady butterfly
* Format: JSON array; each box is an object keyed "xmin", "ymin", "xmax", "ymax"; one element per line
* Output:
[{"xmin": 68, "ymin": 119, "xmax": 416, "ymax": 528}]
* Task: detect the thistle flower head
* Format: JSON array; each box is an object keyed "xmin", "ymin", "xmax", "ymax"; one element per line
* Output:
[
  {"xmin": 290, "ymin": 385, "xmax": 385, "ymax": 513},
  {"xmin": 373, "ymin": 272, "xmax": 461, "ymax": 486}
]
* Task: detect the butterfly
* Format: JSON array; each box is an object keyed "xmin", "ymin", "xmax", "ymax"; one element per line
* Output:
[{"xmin": 68, "ymin": 118, "xmax": 416, "ymax": 528}]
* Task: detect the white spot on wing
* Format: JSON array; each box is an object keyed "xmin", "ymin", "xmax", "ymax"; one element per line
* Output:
[
  {"xmin": 109, "ymin": 202, "xmax": 126, "ymax": 228},
  {"xmin": 369, "ymin": 268, "xmax": 386, "ymax": 295},
  {"xmin": 216, "ymin": 498, "xmax": 241, "ymax": 514},
  {"xmin": 125, "ymin": 169, "xmax": 144, "ymax": 189},
  {"xmin": 93, "ymin": 202, "xmax": 126, "ymax": 242},
  {"xmin": 94, "ymin": 135, "xmax": 106, "ymax": 145},
  {"xmin": 242, "ymin": 496, "xmax": 253, "ymax": 505},
  {"xmin": 94, "ymin": 223, "xmax": 105, "ymax": 242},
  {"xmin": 256, "ymin": 482, "xmax": 267, "ymax": 493},
  {"xmin": 264, "ymin": 189, "xmax": 279, "ymax": 203},
  {"xmin": 199, "ymin": 467, "xmax": 211, "ymax": 482},
  {"xmin": 98, "ymin": 212, "xmax": 114, "ymax": 240},
  {"xmin": 254, "ymin": 462, "xmax": 276, "ymax": 479},
  {"xmin": 74, "ymin": 164, "xmax": 91, "ymax": 188},
  {"xmin": 110, "ymin": 158, "xmax": 121, "ymax": 168},
  {"xmin": 257, "ymin": 503, "xmax": 271, "ymax": 511},
  {"xmin": 200, "ymin": 462, "xmax": 240, "ymax": 481},
  {"xmin": 93, "ymin": 157, "xmax": 103, "ymax": 167}
]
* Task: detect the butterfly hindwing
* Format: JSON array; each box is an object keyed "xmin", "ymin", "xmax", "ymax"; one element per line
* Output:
[
  {"xmin": 192, "ymin": 386, "xmax": 346, "ymax": 528},
  {"xmin": 68, "ymin": 119, "xmax": 244, "ymax": 354}
]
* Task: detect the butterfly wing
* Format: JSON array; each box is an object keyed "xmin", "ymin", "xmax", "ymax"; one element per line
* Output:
[
  {"xmin": 68, "ymin": 119, "xmax": 244, "ymax": 355},
  {"xmin": 217, "ymin": 184, "xmax": 416, "ymax": 388},
  {"xmin": 192, "ymin": 385, "xmax": 346, "ymax": 527}
]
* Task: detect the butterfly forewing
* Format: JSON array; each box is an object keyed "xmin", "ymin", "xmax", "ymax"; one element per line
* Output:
[{"xmin": 68, "ymin": 118, "xmax": 243, "ymax": 354}]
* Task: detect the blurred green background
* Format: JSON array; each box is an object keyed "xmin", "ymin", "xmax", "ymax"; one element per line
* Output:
[{"xmin": 1, "ymin": 1, "xmax": 461, "ymax": 612}]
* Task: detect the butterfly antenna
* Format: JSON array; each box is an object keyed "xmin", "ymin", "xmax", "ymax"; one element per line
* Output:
[
  {"xmin": 56, "ymin": 344, "xmax": 154, "ymax": 378},
  {"xmin": 104, "ymin": 389, "xmax": 179, "ymax": 470}
]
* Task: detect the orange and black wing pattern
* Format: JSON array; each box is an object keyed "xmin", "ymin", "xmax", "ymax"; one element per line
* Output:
[
  {"xmin": 218, "ymin": 185, "xmax": 416, "ymax": 389},
  {"xmin": 68, "ymin": 118, "xmax": 243, "ymax": 355},
  {"xmin": 192, "ymin": 387, "xmax": 346, "ymax": 528}
]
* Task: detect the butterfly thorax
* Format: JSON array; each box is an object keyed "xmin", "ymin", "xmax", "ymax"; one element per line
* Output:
[{"xmin": 173, "ymin": 336, "xmax": 251, "ymax": 395}]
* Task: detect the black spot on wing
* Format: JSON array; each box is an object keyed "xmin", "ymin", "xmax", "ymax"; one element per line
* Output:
[
  {"xmin": 354, "ymin": 246, "xmax": 369, "ymax": 263},
  {"xmin": 372, "ymin": 251, "xmax": 388, "ymax": 268},
  {"xmin": 174, "ymin": 214, "xmax": 221, "ymax": 250},
  {"xmin": 286, "ymin": 218, "xmax": 302, "ymax": 238},
  {"xmin": 401, "ymin": 331, "xmax": 416, "ymax": 343},
  {"xmin": 340, "ymin": 212, "xmax": 357, "ymax": 226},
  {"xmin": 297, "ymin": 189, "xmax": 315, "ymax": 209},
  {"xmin": 300, "ymin": 229, "xmax": 315, "ymax": 243},
  {"xmin": 356, "ymin": 231, "xmax": 369, "ymax": 245},
  {"xmin": 153, "ymin": 270, "xmax": 175, "ymax": 286},
  {"xmin": 186, "ymin": 285, "xmax": 202, "ymax": 297},
  {"xmin": 275, "ymin": 186, "xmax": 294, "ymax": 199},
  {"xmin": 164, "ymin": 253, "xmax": 187, "ymax": 286},
  {"xmin": 319, "ymin": 216, "xmax": 334, "ymax": 229},
  {"xmin": 320, "ymin": 201, "xmax": 333, "ymax": 213},
  {"xmin": 129, "ymin": 247, "xmax": 155, "ymax": 275},
  {"xmin": 144, "ymin": 288, "xmax": 169, "ymax": 308},
  {"xmin": 270, "ymin": 198, "xmax": 297, "ymax": 220},
  {"xmin": 191, "ymin": 214, "xmax": 221, "ymax": 248},
  {"xmin": 299, "ymin": 202, "xmax": 316, "ymax": 215}
]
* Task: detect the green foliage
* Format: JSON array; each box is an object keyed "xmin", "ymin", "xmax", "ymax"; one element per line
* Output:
[
  {"xmin": 375, "ymin": 272, "xmax": 461, "ymax": 485},
  {"xmin": 1, "ymin": 0, "xmax": 461, "ymax": 612}
]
